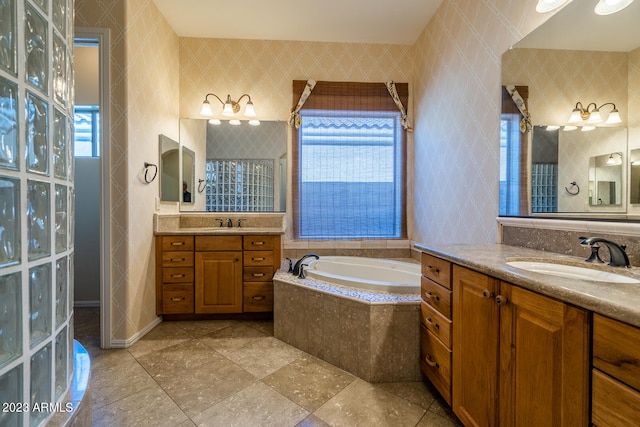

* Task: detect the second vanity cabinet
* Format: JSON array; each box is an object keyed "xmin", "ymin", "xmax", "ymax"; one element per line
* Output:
[{"xmin": 156, "ymin": 233, "xmax": 281, "ymax": 315}]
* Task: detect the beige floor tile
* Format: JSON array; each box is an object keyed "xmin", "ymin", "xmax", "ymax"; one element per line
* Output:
[
  {"xmin": 417, "ymin": 411, "xmax": 463, "ymax": 427},
  {"xmin": 224, "ymin": 336, "xmax": 305, "ymax": 378},
  {"xmin": 128, "ymin": 322, "xmax": 193, "ymax": 358},
  {"xmin": 136, "ymin": 339, "xmax": 225, "ymax": 376},
  {"xmin": 376, "ymin": 381, "xmax": 437, "ymax": 410},
  {"xmin": 171, "ymin": 319, "xmax": 235, "ymax": 337},
  {"xmin": 90, "ymin": 358, "xmax": 158, "ymax": 409},
  {"xmin": 313, "ymin": 379, "xmax": 426, "ymax": 427},
  {"xmin": 199, "ymin": 322, "xmax": 268, "ymax": 355},
  {"xmin": 263, "ymin": 355, "xmax": 356, "ymax": 411},
  {"xmin": 241, "ymin": 318, "xmax": 275, "ymax": 336},
  {"xmin": 296, "ymin": 414, "xmax": 332, "ymax": 427},
  {"xmin": 192, "ymin": 382, "xmax": 308, "ymax": 427},
  {"xmin": 92, "ymin": 384, "xmax": 189, "ymax": 427}
]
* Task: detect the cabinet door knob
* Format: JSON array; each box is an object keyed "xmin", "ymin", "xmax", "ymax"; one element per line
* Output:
[
  {"xmin": 495, "ymin": 295, "xmax": 508, "ymax": 305},
  {"xmin": 482, "ymin": 290, "xmax": 494, "ymax": 299},
  {"xmin": 425, "ymin": 354, "xmax": 439, "ymax": 368}
]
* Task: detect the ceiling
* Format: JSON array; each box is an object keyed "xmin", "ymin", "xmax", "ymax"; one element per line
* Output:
[
  {"xmin": 515, "ymin": 0, "xmax": 640, "ymax": 52},
  {"xmin": 152, "ymin": 0, "xmax": 443, "ymax": 45}
]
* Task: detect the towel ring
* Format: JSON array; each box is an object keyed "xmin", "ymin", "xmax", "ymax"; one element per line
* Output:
[
  {"xmin": 143, "ymin": 162, "xmax": 158, "ymax": 183},
  {"xmin": 198, "ymin": 179, "xmax": 206, "ymax": 193},
  {"xmin": 565, "ymin": 181, "xmax": 579, "ymax": 195}
]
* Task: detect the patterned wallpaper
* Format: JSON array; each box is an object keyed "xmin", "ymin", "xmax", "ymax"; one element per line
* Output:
[
  {"xmin": 75, "ymin": 0, "xmax": 179, "ymax": 342},
  {"xmin": 411, "ymin": 0, "xmax": 552, "ymax": 244}
]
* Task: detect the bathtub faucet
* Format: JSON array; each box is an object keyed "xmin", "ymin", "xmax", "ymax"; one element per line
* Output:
[{"xmin": 292, "ymin": 254, "xmax": 319, "ymax": 276}]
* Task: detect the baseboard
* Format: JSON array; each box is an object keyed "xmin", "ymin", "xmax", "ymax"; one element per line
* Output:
[
  {"xmin": 109, "ymin": 316, "xmax": 163, "ymax": 348},
  {"xmin": 74, "ymin": 300, "xmax": 100, "ymax": 308}
]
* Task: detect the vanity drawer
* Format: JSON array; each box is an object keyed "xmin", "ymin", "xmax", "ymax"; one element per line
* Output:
[
  {"xmin": 593, "ymin": 314, "xmax": 640, "ymax": 391},
  {"xmin": 421, "ymin": 277, "xmax": 452, "ymax": 319},
  {"xmin": 243, "ymin": 251, "xmax": 275, "ymax": 267},
  {"xmin": 163, "ymin": 267, "xmax": 194, "ymax": 283},
  {"xmin": 243, "ymin": 235, "xmax": 276, "ymax": 250},
  {"xmin": 592, "ymin": 368, "xmax": 640, "ymax": 427},
  {"xmin": 162, "ymin": 284, "xmax": 194, "ymax": 314},
  {"xmin": 243, "ymin": 282, "xmax": 273, "ymax": 312},
  {"xmin": 420, "ymin": 301, "xmax": 452, "ymax": 348},
  {"xmin": 243, "ymin": 266, "xmax": 274, "ymax": 282},
  {"xmin": 196, "ymin": 235, "xmax": 242, "ymax": 251},
  {"xmin": 162, "ymin": 235, "xmax": 194, "ymax": 251},
  {"xmin": 162, "ymin": 251, "xmax": 194, "ymax": 267},
  {"xmin": 421, "ymin": 253, "xmax": 452, "ymax": 289},
  {"xmin": 420, "ymin": 324, "xmax": 451, "ymax": 405}
]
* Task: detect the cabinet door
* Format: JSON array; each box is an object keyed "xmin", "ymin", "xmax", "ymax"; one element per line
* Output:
[
  {"xmin": 195, "ymin": 251, "xmax": 243, "ymax": 313},
  {"xmin": 453, "ymin": 265, "xmax": 500, "ymax": 427},
  {"xmin": 499, "ymin": 283, "xmax": 589, "ymax": 427}
]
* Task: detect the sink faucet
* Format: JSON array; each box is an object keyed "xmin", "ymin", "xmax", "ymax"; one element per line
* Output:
[
  {"xmin": 292, "ymin": 253, "xmax": 319, "ymax": 276},
  {"xmin": 579, "ymin": 237, "xmax": 631, "ymax": 267}
]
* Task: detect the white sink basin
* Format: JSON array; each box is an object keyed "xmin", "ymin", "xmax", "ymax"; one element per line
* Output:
[{"xmin": 506, "ymin": 261, "xmax": 640, "ymax": 284}]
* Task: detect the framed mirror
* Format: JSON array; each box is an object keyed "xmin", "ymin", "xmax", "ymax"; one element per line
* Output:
[
  {"xmin": 179, "ymin": 119, "xmax": 287, "ymax": 212},
  {"xmin": 159, "ymin": 134, "xmax": 180, "ymax": 202},
  {"xmin": 500, "ymin": 0, "xmax": 640, "ymax": 218}
]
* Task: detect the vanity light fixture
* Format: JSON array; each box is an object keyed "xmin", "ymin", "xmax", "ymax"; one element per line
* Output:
[
  {"xmin": 200, "ymin": 92, "xmax": 260, "ymax": 125},
  {"xmin": 607, "ymin": 152, "xmax": 623, "ymax": 165},
  {"xmin": 595, "ymin": 0, "xmax": 635, "ymax": 15},
  {"xmin": 567, "ymin": 102, "xmax": 621, "ymax": 125},
  {"xmin": 535, "ymin": 0, "xmax": 570, "ymax": 13}
]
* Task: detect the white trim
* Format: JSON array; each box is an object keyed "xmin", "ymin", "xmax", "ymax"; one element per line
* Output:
[
  {"xmin": 497, "ymin": 217, "xmax": 640, "ymax": 242},
  {"xmin": 109, "ymin": 317, "xmax": 163, "ymax": 348},
  {"xmin": 74, "ymin": 28, "xmax": 112, "ymax": 349}
]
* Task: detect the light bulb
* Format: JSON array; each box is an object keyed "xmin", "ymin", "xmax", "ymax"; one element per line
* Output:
[
  {"xmin": 536, "ymin": 0, "xmax": 569, "ymax": 13},
  {"xmin": 244, "ymin": 101, "xmax": 257, "ymax": 117},
  {"xmin": 581, "ymin": 126, "xmax": 596, "ymax": 132},
  {"xmin": 208, "ymin": 118, "xmax": 221, "ymax": 125},
  {"xmin": 595, "ymin": 0, "xmax": 635, "ymax": 15},
  {"xmin": 606, "ymin": 109, "xmax": 622, "ymax": 124},
  {"xmin": 248, "ymin": 120, "xmax": 260, "ymax": 126},
  {"xmin": 229, "ymin": 119, "xmax": 241, "ymax": 126},
  {"xmin": 562, "ymin": 126, "xmax": 578, "ymax": 131},
  {"xmin": 587, "ymin": 110, "xmax": 602, "ymax": 124},
  {"xmin": 568, "ymin": 108, "xmax": 583, "ymax": 124},
  {"xmin": 200, "ymin": 100, "xmax": 213, "ymax": 116}
]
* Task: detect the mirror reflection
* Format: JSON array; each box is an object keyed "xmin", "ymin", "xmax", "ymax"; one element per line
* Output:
[
  {"xmin": 159, "ymin": 134, "xmax": 179, "ymax": 202},
  {"xmin": 629, "ymin": 149, "xmax": 640, "ymax": 204},
  {"xmin": 500, "ymin": 0, "xmax": 639, "ymax": 217},
  {"xmin": 181, "ymin": 146, "xmax": 194, "ymax": 204},
  {"xmin": 179, "ymin": 119, "xmax": 287, "ymax": 212}
]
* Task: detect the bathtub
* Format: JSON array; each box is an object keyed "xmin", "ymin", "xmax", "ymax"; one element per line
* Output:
[{"xmin": 304, "ymin": 256, "xmax": 420, "ymax": 294}]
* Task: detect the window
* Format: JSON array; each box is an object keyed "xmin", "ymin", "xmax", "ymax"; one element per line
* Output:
[
  {"xmin": 292, "ymin": 81, "xmax": 407, "ymax": 239},
  {"xmin": 73, "ymin": 105, "xmax": 100, "ymax": 157}
]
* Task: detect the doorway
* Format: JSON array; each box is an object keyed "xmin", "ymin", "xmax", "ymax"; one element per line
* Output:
[{"xmin": 73, "ymin": 28, "xmax": 111, "ymax": 348}]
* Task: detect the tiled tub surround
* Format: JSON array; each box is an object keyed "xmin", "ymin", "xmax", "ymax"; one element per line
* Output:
[
  {"xmin": 414, "ymin": 243, "xmax": 640, "ymax": 328},
  {"xmin": 273, "ymin": 270, "xmax": 422, "ymax": 383}
]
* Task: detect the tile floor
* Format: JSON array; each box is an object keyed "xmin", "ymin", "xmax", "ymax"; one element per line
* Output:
[{"xmin": 74, "ymin": 307, "xmax": 462, "ymax": 427}]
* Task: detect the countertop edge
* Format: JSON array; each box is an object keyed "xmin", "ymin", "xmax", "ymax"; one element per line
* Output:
[
  {"xmin": 415, "ymin": 243, "xmax": 640, "ymax": 328},
  {"xmin": 154, "ymin": 229, "xmax": 285, "ymax": 236}
]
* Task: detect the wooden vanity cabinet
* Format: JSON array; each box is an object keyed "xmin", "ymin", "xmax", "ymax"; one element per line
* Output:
[
  {"xmin": 156, "ymin": 233, "xmax": 281, "ymax": 315},
  {"xmin": 420, "ymin": 253, "xmax": 453, "ymax": 404},
  {"xmin": 195, "ymin": 236, "xmax": 243, "ymax": 313},
  {"xmin": 156, "ymin": 235, "xmax": 195, "ymax": 314},
  {"xmin": 452, "ymin": 264, "xmax": 589, "ymax": 427},
  {"xmin": 242, "ymin": 235, "xmax": 281, "ymax": 312},
  {"xmin": 592, "ymin": 314, "xmax": 640, "ymax": 426}
]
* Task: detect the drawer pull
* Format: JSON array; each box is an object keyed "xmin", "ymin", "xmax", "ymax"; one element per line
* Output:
[
  {"xmin": 171, "ymin": 241, "xmax": 185, "ymax": 246},
  {"xmin": 252, "ymin": 273, "xmax": 265, "ymax": 277},
  {"xmin": 170, "ymin": 274, "xmax": 186, "ymax": 278},
  {"xmin": 252, "ymin": 241, "xmax": 266, "ymax": 245},
  {"xmin": 424, "ymin": 291, "xmax": 440, "ymax": 302},
  {"xmin": 495, "ymin": 295, "xmax": 508, "ymax": 305},
  {"xmin": 482, "ymin": 290, "xmax": 494, "ymax": 299},
  {"xmin": 170, "ymin": 297, "xmax": 185, "ymax": 302},
  {"xmin": 425, "ymin": 317, "xmax": 440, "ymax": 330},
  {"xmin": 427, "ymin": 266, "xmax": 440, "ymax": 274},
  {"xmin": 170, "ymin": 258, "xmax": 186, "ymax": 262},
  {"xmin": 251, "ymin": 295, "xmax": 265, "ymax": 300},
  {"xmin": 252, "ymin": 257, "xmax": 266, "ymax": 261},
  {"xmin": 425, "ymin": 354, "xmax": 439, "ymax": 368}
]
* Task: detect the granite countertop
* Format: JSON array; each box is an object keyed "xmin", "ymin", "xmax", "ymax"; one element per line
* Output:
[
  {"xmin": 414, "ymin": 243, "xmax": 640, "ymax": 328},
  {"xmin": 156, "ymin": 227, "xmax": 285, "ymax": 236}
]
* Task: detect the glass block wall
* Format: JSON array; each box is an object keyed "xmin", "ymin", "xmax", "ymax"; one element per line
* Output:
[
  {"xmin": 206, "ymin": 159, "xmax": 274, "ymax": 212},
  {"xmin": 0, "ymin": 0, "xmax": 75, "ymax": 426}
]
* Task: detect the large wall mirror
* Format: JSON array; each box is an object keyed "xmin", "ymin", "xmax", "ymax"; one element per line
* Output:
[
  {"xmin": 500, "ymin": 0, "xmax": 640, "ymax": 218},
  {"xmin": 179, "ymin": 119, "xmax": 287, "ymax": 212}
]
